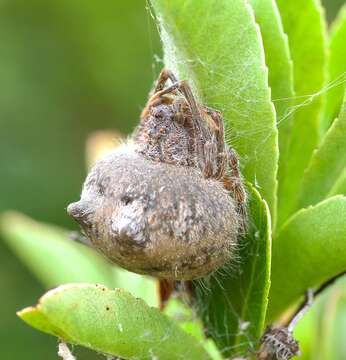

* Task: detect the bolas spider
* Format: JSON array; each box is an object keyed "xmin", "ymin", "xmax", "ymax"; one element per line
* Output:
[{"xmin": 67, "ymin": 69, "xmax": 247, "ymax": 280}]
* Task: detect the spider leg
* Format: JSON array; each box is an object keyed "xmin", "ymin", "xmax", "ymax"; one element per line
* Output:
[
  {"xmin": 150, "ymin": 74, "xmax": 200, "ymax": 126},
  {"xmin": 155, "ymin": 82, "xmax": 182, "ymax": 97},
  {"xmin": 225, "ymin": 148, "xmax": 247, "ymax": 233},
  {"xmin": 148, "ymin": 70, "xmax": 199, "ymax": 119},
  {"xmin": 158, "ymin": 279, "xmax": 174, "ymax": 310},
  {"xmin": 154, "ymin": 68, "xmax": 178, "ymax": 93},
  {"xmin": 174, "ymin": 80, "xmax": 222, "ymax": 178},
  {"xmin": 177, "ymin": 81, "xmax": 234, "ymax": 182},
  {"xmin": 154, "ymin": 79, "xmax": 208, "ymax": 172},
  {"xmin": 201, "ymin": 140, "xmax": 218, "ymax": 178},
  {"xmin": 204, "ymin": 109, "xmax": 228, "ymax": 179},
  {"xmin": 176, "ymin": 80, "xmax": 201, "ymax": 120},
  {"xmin": 141, "ymin": 69, "xmax": 179, "ymax": 120},
  {"xmin": 141, "ymin": 81, "xmax": 182, "ymax": 120},
  {"xmin": 204, "ymin": 107, "xmax": 224, "ymax": 137},
  {"xmin": 198, "ymin": 135, "xmax": 229, "ymax": 180}
]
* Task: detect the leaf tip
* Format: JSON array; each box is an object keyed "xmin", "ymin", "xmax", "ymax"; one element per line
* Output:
[{"xmin": 16, "ymin": 306, "xmax": 36, "ymax": 319}]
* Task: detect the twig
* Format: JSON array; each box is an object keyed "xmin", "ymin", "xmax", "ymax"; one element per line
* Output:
[
  {"xmin": 287, "ymin": 289, "xmax": 313, "ymax": 332},
  {"xmin": 255, "ymin": 272, "xmax": 346, "ymax": 359},
  {"xmin": 285, "ymin": 270, "xmax": 346, "ymax": 328},
  {"xmin": 58, "ymin": 342, "xmax": 76, "ymax": 360}
]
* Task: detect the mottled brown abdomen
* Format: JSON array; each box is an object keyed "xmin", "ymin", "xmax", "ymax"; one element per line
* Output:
[{"xmin": 68, "ymin": 147, "xmax": 240, "ymax": 280}]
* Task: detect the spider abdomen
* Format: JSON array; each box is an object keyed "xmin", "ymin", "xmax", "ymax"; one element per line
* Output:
[{"xmin": 68, "ymin": 147, "xmax": 240, "ymax": 280}]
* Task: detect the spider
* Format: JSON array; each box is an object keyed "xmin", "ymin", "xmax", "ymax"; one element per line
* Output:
[
  {"xmin": 136, "ymin": 69, "xmax": 247, "ymax": 227},
  {"xmin": 67, "ymin": 69, "xmax": 247, "ymax": 280}
]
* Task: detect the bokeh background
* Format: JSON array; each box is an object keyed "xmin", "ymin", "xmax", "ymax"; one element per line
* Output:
[{"xmin": 0, "ymin": 1, "xmax": 344, "ymax": 359}]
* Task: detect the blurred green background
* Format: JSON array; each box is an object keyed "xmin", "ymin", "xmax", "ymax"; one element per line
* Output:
[
  {"xmin": 0, "ymin": 0, "xmax": 343, "ymax": 359},
  {"xmin": 0, "ymin": 0, "xmax": 161, "ymax": 358}
]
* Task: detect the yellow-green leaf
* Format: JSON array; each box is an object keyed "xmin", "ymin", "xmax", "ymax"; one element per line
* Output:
[
  {"xmin": 276, "ymin": 0, "xmax": 328, "ymax": 228},
  {"xmin": 18, "ymin": 284, "xmax": 211, "ymax": 360},
  {"xmin": 328, "ymin": 167, "xmax": 346, "ymax": 197},
  {"xmin": 249, "ymin": 0, "xmax": 295, "ymax": 228},
  {"xmin": 268, "ymin": 196, "xmax": 346, "ymax": 321},
  {"xmin": 299, "ymin": 90, "xmax": 346, "ymax": 207},
  {"xmin": 0, "ymin": 211, "xmax": 115, "ymax": 287},
  {"xmin": 321, "ymin": 4, "xmax": 346, "ymax": 133}
]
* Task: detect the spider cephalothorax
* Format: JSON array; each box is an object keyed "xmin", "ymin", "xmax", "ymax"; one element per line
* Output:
[{"xmin": 67, "ymin": 69, "xmax": 247, "ymax": 280}]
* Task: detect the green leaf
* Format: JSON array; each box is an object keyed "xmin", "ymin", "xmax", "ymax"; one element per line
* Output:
[
  {"xmin": 18, "ymin": 283, "xmax": 212, "ymax": 360},
  {"xmin": 0, "ymin": 211, "xmax": 159, "ymax": 307},
  {"xmin": 321, "ymin": 4, "xmax": 346, "ymax": 133},
  {"xmin": 292, "ymin": 281, "xmax": 330, "ymax": 360},
  {"xmin": 113, "ymin": 267, "xmax": 159, "ymax": 308},
  {"xmin": 249, "ymin": 0, "xmax": 295, "ymax": 226},
  {"xmin": 295, "ymin": 277, "xmax": 346, "ymax": 360},
  {"xmin": 316, "ymin": 284, "xmax": 346, "ymax": 360},
  {"xmin": 268, "ymin": 196, "xmax": 346, "ymax": 321},
  {"xmin": 164, "ymin": 299, "xmax": 223, "ymax": 360},
  {"xmin": 328, "ymin": 167, "xmax": 346, "ymax": 197},
  {"xmin": 276, "ymin": 0, "xmax": 328, "ymax": 228},
  {"xmin": 193, "ymin": 184, "xmax": 271, "ymax": 357},
  {"xmin": 0, "ymin": 211, "xmax": 115, "ymax": 288},
  {"xmin": 298, "ymin": 90, "xmax": 346, "ymax": 208},
  {"xmin": 150, "ymin": 0, "xmax": 278, "ymax": 221}
]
